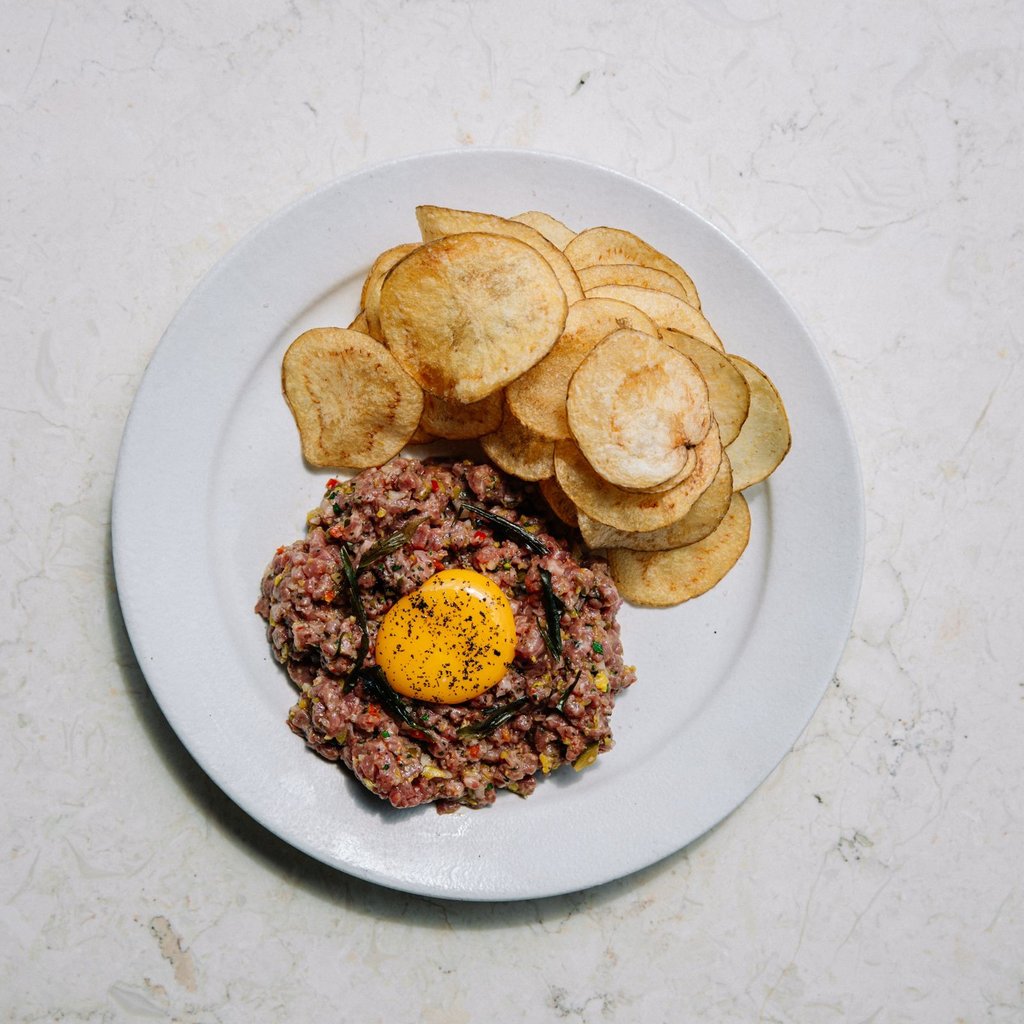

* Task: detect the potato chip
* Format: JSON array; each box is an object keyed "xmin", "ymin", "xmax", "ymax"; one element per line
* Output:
[
  {"xmin": 348, "ymin": 310, "xmax": 371, "ymax": 334},
  {"xmin": 553, "ymin": 422, "xmax": 722, "ymax": 533},
  {"xmin": 566, "ymin": 330, "xmax": 711, "ymax": 490},
  {"xmin": 660, "ymin": 329, "xmax": 750, "ymax": 446},
  {"xmin": 379, "ymin": 232, "xmax": 567, "ymax": 403},
  {"xmin": 577, "ymin": 453, "xmax": 733, "ymax": 550},
  {"xmin": 606, "ymin": 491, "xmax": 750, "ymax": 606},
  {"xmin": 539, "ymin": 476, "xmax": 579, "ymax": 528},
  {"xmin": 360, "ymin": 242, "xmax": 420, "ymax": 341},
  {"xmin": 511, "ymin": 210, "xmax": 577, "ymax": 249},
  {"xmin": 620, "ymin": 444, "xmax": 696, "ymax": 494},
  {"xmin": 282, "ymin": 327, "xmax": 423, "ymax": 468},
  {"xmin": 504, "ymin": 298, "xmax": 659, "ymax": 441},
  {"xmin": 577, "ymin": 263, "xmax": 692, "ymax": 301},
  {"xmin": 564, "ymin": 226, "xmax": 700, "ymax": 308},
  {"xmin": 480, "ymin": 404, "xmax": 555, "ymax": 481},
  {"xmin": 419, "ymin": 391, "xmax": 504, "ymax": 440},
  {"xmin": 583, "ymin": 284, "xmax": 723, "ymax": 352},
  {"xmin": 726, "ymin": 356, "xmax": 792, "ymax": 490},
  {"xmin": 415, "ymin": 205, "xmax": 584, "ymax": 304},
  {"xmin": 407, "ymin": 422, "xmax": 437, "ymax": 446}
]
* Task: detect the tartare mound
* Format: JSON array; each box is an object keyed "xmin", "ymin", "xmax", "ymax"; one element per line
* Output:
[{"xmin": 256, "ymin": 457, "xmax": 635, "ymax": 812}]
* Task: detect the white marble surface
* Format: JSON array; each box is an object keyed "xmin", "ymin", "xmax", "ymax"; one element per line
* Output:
[{"xmin": 2, "ymin": 0, "xmax": 1022, "ymax": 1020}]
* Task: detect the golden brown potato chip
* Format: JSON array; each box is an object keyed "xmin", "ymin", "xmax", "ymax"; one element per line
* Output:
[
  {"xmin": 566, "ymin": 330, "xmax": 711, "ymax": 490},
  {"xmin": 511, "ymin": 210, "xmax": 577, "ymax": 249},
  {"xmin": 583, "ymin": 284, "xmax": 723, "ymax": 351},
  {"xmin": 577, "ymin": 453, "xmax": 733, "ymax": 550},
  {"xmin": 607, "ymin": 491, "xmax": 750, "ymax": 606},
  {"xmin": 660, "ymin": 329, "xmax": 751, "ymax": 446},
  {"xmin": 379, "ymin": 232, "xmax": 567, "ymax": 404},
  {"xmin": 564, "ymin": 227, "xmax": 700, "ymax": 308},
  {"xmin": 415, "ymin": 205, "xmax": 584, "ymax": 304},
  {"xmin": 539, "ymin": 476, "xmax": 579, "ymax": 528},
  {"xmin": 407, "ymin": 422, "xmax": 438, "ymax": 445},
  {"xmin": 577, "ymin": 263, "xmax": 692, "ymax": 301},
  {"xmin": 553, "ymin": 422, "xmax": 722, "ymax": 533},
  {"xmin": 480, "ymin": 404, "xmax": 555, "ymax": 481},
  {"xmin": 419, "ymin": 391, "xmax": 504, "ymax": 440},
  {"xmin": 360, "ymin": 242, "xmax": 420, "ymax": 341},
  {"xmin": 282, "ymin": 327, "xmax": 423, "ymax": 468},
  {"xmin": 348, "ymin": 309, "xmax": 371, "ymax": 334},
  {"xmin": 620, "ymin": 444, "xmax": 697, "ymax": 494},
  {"xmin": 504, "ymin": 298, "xmax": 659, "ymax": 441},
  {"xmin": 726, "ymin": 356, "xmax": 792, "ymax": 491}
]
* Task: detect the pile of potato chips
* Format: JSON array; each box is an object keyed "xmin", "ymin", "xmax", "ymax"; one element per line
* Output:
[{"xmin": 281, "ymin": 205, "xmax": 790, "ymax": 606}]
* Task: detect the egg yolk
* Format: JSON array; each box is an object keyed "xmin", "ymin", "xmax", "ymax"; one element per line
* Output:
[{"xmin": 374, "ymin": 569, "xmax": 516, "ymax": 704}]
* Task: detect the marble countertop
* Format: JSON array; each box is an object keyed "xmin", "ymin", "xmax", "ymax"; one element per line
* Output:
[{"xmin": 3, "ymin": 1, "xmax": 1022, "ymax": 1020}]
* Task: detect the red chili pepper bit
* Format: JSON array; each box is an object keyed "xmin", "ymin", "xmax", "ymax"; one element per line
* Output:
[
  {"xmin": 468, "ymin": 743, "xmax": 481, "ymax": 759},
  {"xmin": 430, "ymin": 478, "xmax": 439, "ymax": 492},
  {"xmin": 432, "ymin": 558, "xmax": 445, "ymax": 572},
  {"xmin": 473, "ymin": 530, "xmax": 486, "ymax": 543},
  {"xmin": 408, "ymin": 728, "xmax": 429, "ymax": 742},
  {"xmin": 326, "ymin": 477, "xmax": 341, "ymax": 489}
]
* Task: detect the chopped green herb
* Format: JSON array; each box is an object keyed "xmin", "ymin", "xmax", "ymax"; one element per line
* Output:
[
  {"xmin": 332, "ymin": 502, "xmax": 342, "ymax": 516},
  {"xmin": 592, "ymin": 640, "xmax": 604, "ymax": 654}
]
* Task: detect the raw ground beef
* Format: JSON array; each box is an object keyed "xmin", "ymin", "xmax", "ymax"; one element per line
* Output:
[{"xmin": 256, "ymin": 456, "xmax": 635, "ymax": 812}]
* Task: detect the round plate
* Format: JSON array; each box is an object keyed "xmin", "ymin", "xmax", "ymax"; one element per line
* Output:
[{"xmin": 112, "ymin": 150, "xmax": 863, "ymax": 901}]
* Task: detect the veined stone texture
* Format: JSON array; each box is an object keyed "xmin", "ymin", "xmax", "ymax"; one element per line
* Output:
[{"xmin": 1, "ymin": 1, "xmax": 1022, "ymax": 1021}]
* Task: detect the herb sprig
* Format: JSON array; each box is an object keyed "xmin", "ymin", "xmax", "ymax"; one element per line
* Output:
[
  {"xmin": 538, "ymin": 567, "xmax": 564, "ymax": 661},
  {"xmin": 456, "ymin": 697, "xmax": 530, "ymax": 739},
  {"xmin": 359, "ymin": 666, "xmax": 423, "ymax": 731},
  {"xmin": 456, "ymin": 501, "xmax": 549, "ymax": 555},
  {"xmin": 338, "ymin": 545, "xmax": 369, "ymax": 690},
  {"xmin": 358, "ymin": 517, "xmax": 427, "ymax": 570},
  {"xmin": 555, "ymin": 670, "xmax": 582, "ymax": 713}
]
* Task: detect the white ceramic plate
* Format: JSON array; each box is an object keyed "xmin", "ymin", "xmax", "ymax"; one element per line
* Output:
[{"xmin": 113, "ymin": 150, "xmax": 863, "ymax": 901}]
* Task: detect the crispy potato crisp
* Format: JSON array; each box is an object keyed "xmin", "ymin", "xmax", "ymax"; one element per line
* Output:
[
  {"xmin": 511, "ymin": 210, "xmax": 577, "ymax": 249},
  {"xmin": 379, "ymin": 232, "xmax": 567, "ymax": 403},
  {"xmin": 277, "ymin": 204, "xmax": 790, "ymax": 607},
  {"xmin": 505, "ymin": 298, "xmax": 659, "ymax": 441},
  {"xmin": 420, "ymin": 391, "xmax": 504, "ymax": 440},
  {"xmin": 415, "ymin": 205, "xmax": 584, "ymax": 304},
  {"xmin": 606, "ymin": 492, "xmax": 751, "ymax": 607},
  {"xmin": 361, "ymin": 242, "xmax": 420, "ymax": 341},
  {"xmin": 566, "ymin": 330, "xmax": 711, "ymax": 490},
  {"xmin": 577, "ymin": 263, "xmax": 693, "ymax": 301},
  {"xmin": 480, "ymin": 403, "xmax": 556, "ymax": 481},
  {"xmin": 660, "ymin": 330, "xmax": 751, "ymax": 446},
  {"xmin": 564, "ymin": 226, "xmax": 700, "ymax": 308},
  {"xmin": 726, "ymin": 356, "xmax": 792, "ymax": 491},
  {"xmin": 282, "ymin": 327, "xmax": 423, "ymax": 468},
  {"xmin": 577, "ymin": 453, "xmax": 733, "ymax": 551},
  {"xmin": 554, "ymin": 422, "xmax": 723, "ymax": 533},
  {"xmin": 583, "ymin": 284, "xmax": 724, "ymax": 352}
]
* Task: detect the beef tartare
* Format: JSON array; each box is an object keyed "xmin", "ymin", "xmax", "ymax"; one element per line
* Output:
[{"xmin": 256, "ymin": 457, "xmax": 635, "ymax": 812}]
